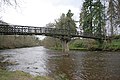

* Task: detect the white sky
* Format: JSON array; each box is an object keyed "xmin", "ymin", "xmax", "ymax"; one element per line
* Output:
[
  {"xmin": 1, "ymin": 0, "xmax": 83, "ymax": 27},
  {"xmin": 0, "ymin": 0, "xmax": 83, "ymax": 39}
]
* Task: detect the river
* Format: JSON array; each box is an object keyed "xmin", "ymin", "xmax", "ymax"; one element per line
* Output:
[{"xmin": 0, "ymin": 46, "xmax": 120, "ymax": 80}]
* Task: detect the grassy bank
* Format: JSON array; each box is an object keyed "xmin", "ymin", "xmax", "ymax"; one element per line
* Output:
[
  {"xmin": 43, "ymin": 37, "xmax": 120, "ymax": 51},
  {"xmin": 102, "ymin": 39, "xmax": 120, "ymax": 51},
  {"xmin": 69, "ymin": 39, "xmax": 97, "ymax": 51},
  {"xmin": 0, "ymin": 53, "xmax": 69, "ymax": 80},
  {"xmin": 69, "ymin": 39, "xmax": 120, "ymax": 51},
  {"xmin": 0, "ymin": 54, "xmax": 52, "ymax": 80},
  {"xmin": 0, "ymin": 69, "xmax": 52, "ymax": 80}
]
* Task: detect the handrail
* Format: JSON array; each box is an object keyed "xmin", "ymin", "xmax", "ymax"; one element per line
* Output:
[{"xmin": 0, "ymin": 24, "xmax": 106, "ymax": 39}]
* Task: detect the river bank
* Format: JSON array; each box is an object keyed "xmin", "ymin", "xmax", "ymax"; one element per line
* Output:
[
  {"xmin": 43, "ymin": 37, "xmax": 120, "ymax": 51},
  {"xmin": 45, "ymin": 46, "xmax": 120, "ymax": 52},
  {"xmin": 69, "ymin": 39, "xmax": 120, "ymax": 51},
  {"xmin": 0, "ymin": 45, "xmax": 41, "ymax": 50},
  {"xmin": 0, "ymin": 54, "xmax": 52, "ymax": 80},
  {"xmin": 0, "ymin": 35, "xmax": 41, "ymax": 50},
  {"xmin": 0, "ymin": 69, "xmax": 52, "ymax": 80}
]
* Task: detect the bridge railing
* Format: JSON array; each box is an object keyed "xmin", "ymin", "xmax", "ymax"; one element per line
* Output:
[
  {"xmin": 0, "ymin": 24, "xmax": 90, "ymax": 36},
  {"xmin": 0, "ymin": 25, "xmax": 13, "ymax": 33},
  {"xmin": 0, "ymin": 24, "xmax": 105, "ymax": 39}
]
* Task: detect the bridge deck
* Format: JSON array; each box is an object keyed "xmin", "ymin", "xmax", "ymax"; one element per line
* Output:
[{"xmin": 0, "ymin": 24, "xmax": 104, "ymax": 39}]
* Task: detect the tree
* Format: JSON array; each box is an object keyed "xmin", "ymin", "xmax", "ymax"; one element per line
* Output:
[
  {"xmin": 43, "ymin": 37, "xmax": 61, "ymax": 49},
  {"xmin": 43, "ymin": 22, "xmax": 61, "ymax": 49},
  {"xmin": 117, "ymin": 0, "xmax": 120, "ymax": 17},
  {"xmin": 93, "ymin": 0, "xmax": 105, "ymax": 36},
  {"xmin": 43, "ymin": 10, "xmax": 77, "ymax": 50},
  {"xmin": 55, "ymin": 13, "xmax": 66, "ymax": 29},
  {"xmin": 80, "ymin": 0, "xmax": 94, "ymax": 35},
  {"xmin": 55, "ymin": 10, "xmax": 77, "ymax": 33},
  {"xmin": 107, "ymin": 0, "xmax": 117, "ymax": 36},
  {"xmin": 115, "ymin": 0, "xmax": 120, "ymax": 28},
  {"xmin": 0, "ymin": 0, "xmax": 18, "ymax": 19},
  {"xmin": 106, "ymin": 0, "xmax": 120, "ymax": 35},
  {"xmin": 0, "ymin": 0, "xmax": 18, "ymax": 15},
  {"xmin": 0, "ymin": 0, "xmax": 17, "ymax": 6},
  {"xmin": 66, "ymin": 10, "xmax": 76, "ymax": 31},
  {"xmin": 80, "ymin": 0, "xmax": 105, "ymax": 37},
  {"xmin": 46, "ymin": 22, "xmax": 55, "ymax": 28}
]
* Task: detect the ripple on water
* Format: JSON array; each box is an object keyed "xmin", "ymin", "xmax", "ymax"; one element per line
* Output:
[{"xmin": 0, "ymin": 47, "xmax": 120, "ymax": 80}]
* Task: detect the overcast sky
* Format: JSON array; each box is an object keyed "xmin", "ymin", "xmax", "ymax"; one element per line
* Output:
[{"xmin": 1, "ymin": 0, "xmax": 83, "ymax": 27}]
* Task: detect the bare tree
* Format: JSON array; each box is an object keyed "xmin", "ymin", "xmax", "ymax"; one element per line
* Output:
[{"xmin": 0, "ymin": 0, "xmax": 17, "ymax": 6}]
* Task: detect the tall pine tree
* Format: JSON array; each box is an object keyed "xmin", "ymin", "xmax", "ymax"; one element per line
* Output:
[
  {"xmin": 80, "ymin": 0, "xmax": 105, "ymax": 37},
  {"xmin": 107, "ymin": 0, "xmax": 117, "ymax": 36},
  {"xmin": 55, "ymin": 10, "xmax": 77, "ymax": 33},
  {"xmin": 80, "ymin": 0, "xmax": 94, "ymax": 35}
]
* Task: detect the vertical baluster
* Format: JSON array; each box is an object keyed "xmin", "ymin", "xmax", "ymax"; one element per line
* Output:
[
  {"xmin": 17, "ymin": 26, "xmax": 19, "ymax": 33},
  {"xmin": 34, "ymin": 27, "xmax": 36, "ymax": 33},
  {"xmin": 40, "ymin": 27, "xmax": 41, "ymax": 33},
  {"xmin": 21, "ymin": 26, "xmax": 23, "ymax": 34},
  {"xmin": 6, "ymin": 25, "xmax": 8, "ymax": 34},
  {"xmin": 13, "ymin": 26, "xmax": 15, "ymax": 34},
  {"xmin": 27, "ymin": 27, "xmax": 28, "ymax": 33},
  {"xmin": 28, "ymin": 27, "xmax": 30, "ymax": 33}
]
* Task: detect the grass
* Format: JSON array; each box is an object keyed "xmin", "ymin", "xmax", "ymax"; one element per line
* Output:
[
  {"xmin": 69, "ymin": 39, "xmax": 120, "ymax": 51},
  {"xmin": 0, "ymin": 69, "xmax": 52, "ymax": 80},
  {"xmin": 102, "ymin": 40, "xmax": 120, "ymax": 51},
  {"xmin": 69, "ymin": 47, "xmax": 88, "ymax": 51}
]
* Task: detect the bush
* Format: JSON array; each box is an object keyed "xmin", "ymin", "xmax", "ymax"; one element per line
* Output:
[{"xmin": 0, "ymin": 35, "xmax": 40, "ymax": 49}]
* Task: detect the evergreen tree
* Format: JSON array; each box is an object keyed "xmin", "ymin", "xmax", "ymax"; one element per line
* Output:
[
  {"xmin": 55, "ymin": 10, "xmax": 77, "ymax": 33},
  {"xmin": 107, "ymin": 0, "xmax": 117, "ymax": 36},
  {"xmin": 93, "ymin": 0, "xmax": 105, "ymax": 36},
  {"xmin": 80, "ymin": 0, "xmax": 94, "ymax": 35},
  {"xmin": 80, "ymin": 0, "xmax": 105, "ymax": 37},
  {"xmin": 115, "ymin": 0, "xmax": 120, "ymax": 28}
]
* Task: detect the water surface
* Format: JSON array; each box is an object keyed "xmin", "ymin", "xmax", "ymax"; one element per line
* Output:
[{"xmin": 0, "ymin": 46, "xmax": 120, "ymax": 80}]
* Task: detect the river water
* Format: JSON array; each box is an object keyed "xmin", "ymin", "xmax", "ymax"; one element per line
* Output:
[{"xmin": 0, "ymin": 46, "xmax": 120, "ymax": 80}]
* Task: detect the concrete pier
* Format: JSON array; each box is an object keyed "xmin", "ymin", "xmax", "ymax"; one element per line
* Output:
[{"xmin": 61, "ymin": 39, "xmax": 69, "ymax": 53}]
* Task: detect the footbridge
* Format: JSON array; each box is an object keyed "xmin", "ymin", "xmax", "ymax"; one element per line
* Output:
[
  {"xmin": 0, "ymin": 24, "xmax": 104, "ymax": 39},
  {"xmin": 0, "ymin": 24, "xmax": 106, "ymax": 52}
]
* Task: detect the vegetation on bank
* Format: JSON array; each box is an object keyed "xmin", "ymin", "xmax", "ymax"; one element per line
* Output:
[
  {"xmin": 70, "ymin": 39, "xmax": 120, "ymax": 51},
  {"xmin": 102, "ymin": 39, "xmax": 120, "ymax": 51},
  {"xmin": 0, "ymin": 54, "xmax": 68, "ymax": 80},
  {"xmin": 0, "ymin": 69, "xmax": 52, "ymax": 80},
  {"xmin": 42, "ymin": 37, "xmax": 61, "ymax": 49},
  {"xmin": 42, "ymin": 0, "xmax": 120, "ymax": 52},
  {"xmin": 0, "ymin": 69, "xmax": 69, "ymax": 80},
  {"xmin": 0, "ymin": 35, "xmax": 41, "ymax": 49},
  {"xmin": 0, "ymin": 54, "xmax": 52, "ymax": 80},
  {"xmin": 43, "ymin": 37, "xmax": 120, "ymax": 51}
]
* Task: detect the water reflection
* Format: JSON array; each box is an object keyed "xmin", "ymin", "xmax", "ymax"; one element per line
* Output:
[
  {"xmin": 45, "ymin": 51, "xmax": 120, "ymax": 80},
  {"xmin": 80, "ymin": 52, "xmax": 107, "ymax": 80},
  {"xmin": 80, "ymin": 52, "xmax": 120, "ymax": 80},
  {"xmin": 0, "ymin": 47, "xmax": 120, "ymax": 80},
  {"xmin": 45, "ymin": 52, "xmax": 76, "ymax": 80}
]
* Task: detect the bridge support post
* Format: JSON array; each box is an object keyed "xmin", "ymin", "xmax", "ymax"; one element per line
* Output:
[
  {"xmin": 97, "ymin": 39, "xmax": 104, "ymax": 49},
  {"xmin": 61, "ymin": 39, "xmax": 69, "ymax": 53}
]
